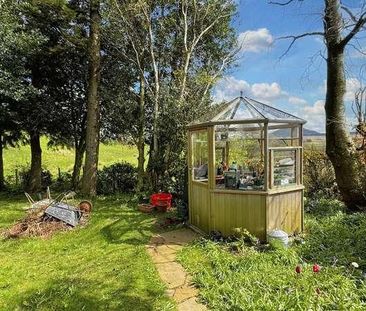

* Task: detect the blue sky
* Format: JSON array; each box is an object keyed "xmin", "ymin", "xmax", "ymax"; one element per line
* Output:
[{"xmin": 213, "ymin": 0, "xmax": 366, "ymax": 132}]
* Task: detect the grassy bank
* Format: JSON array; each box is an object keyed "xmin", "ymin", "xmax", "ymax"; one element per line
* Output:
[
  {"xmin": 178, "ymin": 199, "xmax": 366, "ymax": 310},
  {"xmin": 0, "ymin": 194, "xmax": 175, "ymax": 311}
]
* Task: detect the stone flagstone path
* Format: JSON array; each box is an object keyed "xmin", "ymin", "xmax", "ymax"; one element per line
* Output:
[{"xmin": 147, "ymin": 228, "xmax": 207, "ymax": 311}]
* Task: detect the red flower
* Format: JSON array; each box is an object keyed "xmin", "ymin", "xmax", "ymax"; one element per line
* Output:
[
  {"xmin": 313, "ymin": 264, "xmax": 321, "ymax": 273},
  {"xmin": 295, "ymin": 265, "xmax": 301, "ymax": 274}
]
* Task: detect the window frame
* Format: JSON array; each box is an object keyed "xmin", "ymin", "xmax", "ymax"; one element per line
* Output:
[{"xmin": 269, "ymin": 146, "xmax": 302, "ymax": 189}]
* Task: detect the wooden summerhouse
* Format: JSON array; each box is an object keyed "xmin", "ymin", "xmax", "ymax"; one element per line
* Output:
[{"xmin": 187, "ymin": 96, "xmax": 306, "ymax": 240}]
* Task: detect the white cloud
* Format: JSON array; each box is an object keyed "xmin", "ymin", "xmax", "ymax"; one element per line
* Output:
[
  {"xmin": 251, "ymin": 82, "xmax": 285, "ymax": 101},
  {"xmin": 302, "ymin": 100, "xmax": 325, "ymax": 132},
  {"xmin": 237, "ymin": 28, "xmax": 274, "ymax": 53},
  {"xmin": 213, "ymin": 76, "xmax": 287, "ymax": 103},
  {"xmin": 345, "ymin": 78, "xmax": 361, "ymax": 101},
  {"xmin": 288, "ymin": 96, "xmax": 307, "ymax": 105},
  {"xmin": 303, "ymin": 100, "xmax": 324, "ymax": 114},
  {"xmin": 213, "ymin": 76, "xmax": 251, "ymax": 102}
]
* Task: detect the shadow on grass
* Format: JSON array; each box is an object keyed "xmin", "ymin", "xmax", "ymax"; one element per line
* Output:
[
  {"xmin": 96, "ymin": 197, "xmax": 166, "ymax": 246},
  {"xmin": 100, "ymin": 213, "xmax": 153, "ymax": 245},
  {"xmin": 10, "ymin": 277, "xmax": 158, "ymax": 311}
]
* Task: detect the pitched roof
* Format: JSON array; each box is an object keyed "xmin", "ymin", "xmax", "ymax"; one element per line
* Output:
[{"xmin": 189, "ymin": 96, "xmax": 306, "ymax": 128}]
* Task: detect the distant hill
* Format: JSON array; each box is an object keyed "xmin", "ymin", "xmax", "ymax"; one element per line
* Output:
[
  {"xmin": 271, "ymin": 128, "xmax": 324, "ymax": 137},
  {"xmin": 303, "ymin": 128, "xmax": 325, "ymax": 136}
]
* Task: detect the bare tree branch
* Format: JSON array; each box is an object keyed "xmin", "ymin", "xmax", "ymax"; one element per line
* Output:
[
  {"xmin": 278, "ymin": 32, "xmax": 324, "ymax": 59},
  {"xmin": 348, "ymin": 42, "xmax": 366, "ymax": 56},
  {"xmin": 339, "ymin": 11, "xmax": 366, "ymax": 48},
  {"xmin": 341, "ymin": 5, "xmax": 358, "ymax": 23},
  {"xmin": 268, "ymin": 0, "xmax": 297, "ymax": 5}
]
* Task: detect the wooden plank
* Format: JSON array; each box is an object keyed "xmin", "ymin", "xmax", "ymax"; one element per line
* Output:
[
  {"xmin": 268, "ymin": 185, "xmax": 304, "ymax": 194},
  {"xmin": 210, "ymin": 189, "xmax": 267, "ymax": 195},
  {"xmin": 209, "ymin": 192, "xmax": 266, "ymax": 240},
  {"xmin": 187, "ymin": 119, "xmax": 304, "ymax": 130},
  {"xmin": 269, "ymin": 146, "xmax": 303, "ymax": 151},
  {"xmin": 266, "ymin": 190, "xmax": 302, "ymax": 235}
]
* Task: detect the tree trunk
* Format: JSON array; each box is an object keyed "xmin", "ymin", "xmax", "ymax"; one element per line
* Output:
[
  {"xmin": 72, "ymin": 139, "xmax": 85, "ymax": 190},
  {"xmin": 324, "ymin": 0, "xmax": 366, "ymax": 210},
  {"xmin": 136, "ymin": 75, "xmax": 145, "ymax": 192},
  {"xmin": 27, "ymin": 131, "xmax": 42, "ymax": 193},
  {"xmin": 81, "ymin": 0, "xmax": 101, "ymax": 197},
  {"xmin": 0, "ymin": 134, "xmax": 4, "ymax": 190},
  {"xmin": 179, "ymin": 50, "xmax": 191, "ymax": 101}
]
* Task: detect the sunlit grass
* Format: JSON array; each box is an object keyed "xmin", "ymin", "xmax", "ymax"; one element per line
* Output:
[
  {"xmin": 3, "ymin": 137, "xmax": 140, "ymax": 180},
  {"xmin": 0, "ymin": 194, "xmax": 175, "ymax": 311},
  {"xmin": 178, "ymin": 199, "xmax": 366, "ymax": 310}
]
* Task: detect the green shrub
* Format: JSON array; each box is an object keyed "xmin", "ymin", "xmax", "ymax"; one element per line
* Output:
[
  {"xmin": 18, "ymin": 166, "xmax": 52, "ymax": 191},
  {"xmin": 303, "ymin": 149, "xmax": 338, "ymax": 199},
  {"xmin": 53, "ymin": 171, "xmax": 72, "ymax": 191},
  {"xmin": 305, "ymin": 197, "xmax": 345, "ymax": 217},
  {"xmin": 97, "ymin": 162, "xmax": 137, "ymax": 194}
]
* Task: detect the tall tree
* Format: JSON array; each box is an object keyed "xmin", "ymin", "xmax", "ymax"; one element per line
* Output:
[
  {"xmin": 274, "ymin": 0, "xmax": 366, "ymax": 210},
  {"xmin": 81, "ymin": 0, "xmax": 102, "ymax": 197},
  {"xmin": 0, "ymin": 0, "xmax": 43, "ymax": 191},
  {"xmin": 47, "ymin": 0, "xmax": 89, "ymax": 190},
  {"xmin": 109, "ymin": 0, "xmax": 237, "ymax": 191}
]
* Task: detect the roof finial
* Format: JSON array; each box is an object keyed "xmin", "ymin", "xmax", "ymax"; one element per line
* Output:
[{"xmin": 240, "ymin": 91, "xmax": 243, "ymax": 98}]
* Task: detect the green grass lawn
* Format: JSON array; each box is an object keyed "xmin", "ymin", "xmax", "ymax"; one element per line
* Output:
[
  {"xmin": 0, "ymin": 193, "xmax": 175, "ymax": 311},
  {"xmin": 3, "ymin": 137, "xmax": 140, "ymax": 179},
  {"xmin": 178, "ymin": 199, "xmax": 366, "ymax": 310}
]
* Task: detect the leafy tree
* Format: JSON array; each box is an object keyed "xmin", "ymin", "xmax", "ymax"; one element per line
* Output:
[
  {"xmin": 0, "ymin": 0, "xmax": 43, "ymax": 190},
  {"xmin": 46, "ymin": 0, "xmax": 89, "ymax": 190},
  {"xmin": 109, "ymin": 0, "xmax": 238, "ymax": 192}
]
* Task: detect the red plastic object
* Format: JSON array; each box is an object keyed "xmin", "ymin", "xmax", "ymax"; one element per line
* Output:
[{"xmin": 150, "ymin": 193, "xmax": 172, "ymax": 209}]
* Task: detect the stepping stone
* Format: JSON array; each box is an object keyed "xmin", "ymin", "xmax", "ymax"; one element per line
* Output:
[
  {"xmin": 155, "ymin": 262, "xmax": 187, "ymax": 289},
  {"xmin": 147, "ymin": 228, "xmax": 207, "ymax": 310},
  {"xmin": 178, "ymin": 297, "xmax": 207, "ymax": 311},
  {"xmin": 174, "ymin": 286, "xmax": 199, "ymax": 303}
]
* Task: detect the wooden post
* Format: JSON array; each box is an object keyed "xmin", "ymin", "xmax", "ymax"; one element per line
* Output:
[
  {"xmin": 208, "ymin": 126, "xmax": 215, "ymax": 232},
  {"xmin": 15, "ymin": 169, "xmax": 19, "ymax": 186},
  {"xmin": 264, "ymin": 122, "xmax": 269, "ymax": 191},
  {"xmin": 225, "ymin": 140, "xmax": 229, "ymax": 166},
  {"xmin": 208, "ymin": 126, "xmax": 215, "ymax": 190},
  {"xmin": 299, "ymin": 125, "xmax": 303, "ymax": 184},
  {"xmin": 187, "ymin": 131, "xmax": 192, "ymax": 225},
  {"xmin": 299, "ymin": 124, "xmax": 304, "ymax": 232},
  {"xmin": 58, "ymin": 167, "xmax": 61, "ymax": 180}
]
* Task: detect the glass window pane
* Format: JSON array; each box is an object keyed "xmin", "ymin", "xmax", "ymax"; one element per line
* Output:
[
  {"xmin": 272, "ymin": 150, "xmax": 297, "ymax": 187},
  {"xmin": 268, "ymin": 127, "xmax": 300, "ymax": 147},
  {"xmin": 215, "ymin": 127, "xmax": 265, "ymax": 191},
  {"xmin": 192, "ymin": 131, "xmax": 208, "ymax": 182}
]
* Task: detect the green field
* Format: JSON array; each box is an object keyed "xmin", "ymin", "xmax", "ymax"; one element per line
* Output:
[{"xmin": 3, "ymin": 137, "xmax": 139, "ymax": 179}]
